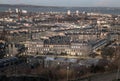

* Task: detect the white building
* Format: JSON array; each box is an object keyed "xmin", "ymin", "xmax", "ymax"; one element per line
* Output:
[
  {"xmin": 68, "ymin": 42, "xmax": 92, "ymax": 56},
  {"xmin": 24, "ymin": 40, "xmax": 44, "ymax": 54}
]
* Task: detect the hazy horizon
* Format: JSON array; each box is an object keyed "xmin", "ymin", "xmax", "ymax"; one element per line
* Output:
[{"xmin": 0, "ymin": 0, "xmax": 120, "ymax": 7}]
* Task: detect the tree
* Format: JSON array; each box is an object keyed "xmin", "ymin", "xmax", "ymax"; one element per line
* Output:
[
  {"xmin": 113, "ymin": 46, "xmax": 120, "ymax": 68},
  {"xmin": 0, "ymin": 42, "xmax": 7, "ymax": 58},
  {"xmin": 101, "ymin": 47, "xmax": 115, "ymax": 60}
]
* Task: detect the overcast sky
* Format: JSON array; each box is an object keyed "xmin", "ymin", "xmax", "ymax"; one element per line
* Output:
[{"xmin": 0, "ymin": 0, "xmax": 120, "ymax": 7}]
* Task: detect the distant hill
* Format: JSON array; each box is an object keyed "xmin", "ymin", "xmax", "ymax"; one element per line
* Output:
[
  {"xmin": 0, "ymin": 4, "xmax": 120, "ymax": 15},
  {"xmin": 0, "ymin": 4, "xmax": 64, "ymax": 8}
]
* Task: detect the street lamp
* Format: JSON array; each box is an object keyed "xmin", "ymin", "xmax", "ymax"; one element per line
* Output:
[
  {"xmin": 116, "ymin": 67, "xmax": 120, "ymax": 80},
  {"xmin": 67, "ymin": 66, "xmax": 69, "ymax": 81},
  {"xmin": 116, "ymin": 43, "xmax": 120, "ymax": 80}
]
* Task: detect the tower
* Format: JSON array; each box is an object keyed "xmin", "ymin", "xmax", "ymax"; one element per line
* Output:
[
  {"xmin": 67, "ymin": 10, "xmax": 71, "ymax": 15},
  {"xmin": 16, "ymin": 8, "xmax": 19, "ymax": 13},
  {"xmin": 76, "ymin": 10, "xmax": 79, "ymax": 16}
]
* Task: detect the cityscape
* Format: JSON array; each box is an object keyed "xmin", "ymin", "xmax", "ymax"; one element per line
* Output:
[{"xmin": 0, "ymin": 3, "xmax": 120, "ymax": 81}]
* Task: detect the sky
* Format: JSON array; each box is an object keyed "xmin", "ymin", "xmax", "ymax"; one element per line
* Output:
[{"xmin": 0, "ymin": 0, "xmax": 120, "ymax": 7}]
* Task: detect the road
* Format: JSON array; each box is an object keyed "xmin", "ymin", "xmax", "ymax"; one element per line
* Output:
[
  {"xmin": 73, "ymin": 72, "xmax": 120, "ymax": 81},
  {"xmin": 91, "ymin": 72, "xmax": 120, "ymax": 81}
]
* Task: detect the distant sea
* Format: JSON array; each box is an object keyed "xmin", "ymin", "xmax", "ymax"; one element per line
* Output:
[{"xmin": 0, "ymin": 4, "xmax": 120, "ymax": 15}]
